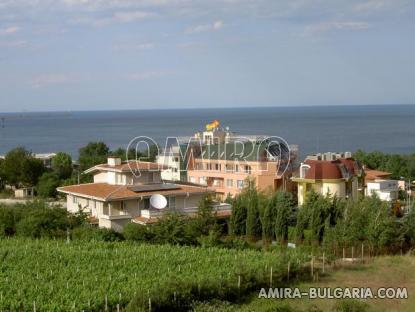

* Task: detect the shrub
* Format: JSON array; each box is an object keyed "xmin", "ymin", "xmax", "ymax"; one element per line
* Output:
[
  {"xmin": 71, "ymin": 226, "xmax": 123, "ymax": 242},
  {"xmin": 123, "ymin": 222, "xmax": 154, "ymax": 242},
  {"xmin": 0, "ymin": 206, "xmax": 25, "ymax": 236},
  {"xmin": 36, "ymin": 172, "xmax": 60, "ymax": 198},
  {"xmin": 15, "ymin": 207, "xmax": 69, "ymax": 238}
]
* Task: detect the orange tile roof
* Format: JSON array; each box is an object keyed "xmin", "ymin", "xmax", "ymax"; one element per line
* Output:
[
  {"xmin": 84, "ymin": 161, "xmax": 167, "ymax": 174},
  {"xmin": 364, "ymin": 169, "xmax": 391, "ymax": 181},
  {"xmin": 58, "ymin": 183, "xmax": 211, "ymax": 201}
]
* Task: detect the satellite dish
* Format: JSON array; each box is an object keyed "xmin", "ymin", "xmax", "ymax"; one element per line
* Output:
[{"xmin": 150, "ymin": 194, "xmax": 167, "ymax": 209}]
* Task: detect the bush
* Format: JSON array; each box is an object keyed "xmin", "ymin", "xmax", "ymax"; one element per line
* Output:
[
  {"xmin": 123, "ymin": 222, "xmax": 154, "ymax": 242},
  {"xmin": 71, "ymin": 226, "xmax": 124, "ymax": 242},
  {"xmin": 0, "ymin": 206, "xmax": 25, "ymax": 236},
  {"xmin": 36, "ymin": 172, "xmax": 60, "ymax": 198},
  {"xmin": 95, "ymin": 228, "xmax": 124, "ymax": 241},
  {"xmin": 15, "ymin": 207, "xmax": 69, "ymax": 238}
]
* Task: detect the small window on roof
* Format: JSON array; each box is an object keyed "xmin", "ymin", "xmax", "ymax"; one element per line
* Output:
[
  {"xmin": 211, "ymin": 151, "xmax": 216, "ymax": 157},
  {"xmin": 220, "ymin": 151, "xmax": 225, "ymax": 158},
  {"xmin": 201, "ymin": 151, "xmax": 206, "ymax": 157}
]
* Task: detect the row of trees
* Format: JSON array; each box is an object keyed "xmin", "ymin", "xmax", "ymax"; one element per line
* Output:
[
  {"xmin": 0, "ymin": 142, "xmax": 159, "ymax": 198},
  {"xmin": 354, "ymin": 149, "xmax": 415, "ymax": 180},
  {"xmin": 230, "ymin": 180, "xmax": 415, "ymax": 254}
]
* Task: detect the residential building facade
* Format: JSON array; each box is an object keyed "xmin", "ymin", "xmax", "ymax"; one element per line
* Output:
[
  {"xmin": 58, "ymin": 157, "xmax": 231, "ymax": 231},
  {"xmin": 292, "ymin": 153, "xmax": 363, "ymax": 206},
  {"xmin": 187, "ymin": 140, "xmax": 294, "ymax": 199}
]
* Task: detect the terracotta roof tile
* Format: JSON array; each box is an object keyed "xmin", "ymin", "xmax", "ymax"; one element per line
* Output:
[{"xmin": 58, "ymin": 183, "xmax": 211, "ymax": 201}]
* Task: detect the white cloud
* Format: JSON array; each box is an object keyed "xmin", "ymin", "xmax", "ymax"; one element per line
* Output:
[
  {"xmin": 305, "ymin": 21, "xmax": 371, "ymax": 34},
  {"xmin": 127, "ymin": 71, "xmax": 165, "ymax": 80},
  {"xmin": 0, "ymin": 26, "xmax": 20, "ymax": 35},
  {"xmin": 185, "ymin": 20, "xmax": 224, "ymax": 34}
]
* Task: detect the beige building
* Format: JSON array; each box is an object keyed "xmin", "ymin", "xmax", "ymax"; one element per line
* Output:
[
  {"xmin": 187, "ymin": 141, "xmax": 294, "ymax": 199},
  {"xmin": 58, "ymin": 157, "xmax": 231, "ymax": 231},
  {"xmin": 292, "ymin": 154, "xmax": 363, "ymax": 206}
]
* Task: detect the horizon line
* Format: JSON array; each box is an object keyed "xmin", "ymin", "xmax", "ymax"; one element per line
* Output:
[{"xmin": 0, "ymin": 103, "xmax": 414, "ymax": 115}]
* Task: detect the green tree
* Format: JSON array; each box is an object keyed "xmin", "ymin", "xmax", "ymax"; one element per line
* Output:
[
  {"xmin": 244, "ymin": 179, "xmax": 261, "ymax": 240},
  {"xmin": 78, "ymin": 142, "xmax": 109, "ymax": 171},
  {"xmin": 51, "ymin": 152, "xmax": 73, "ymax": 179},
  {"xmin": 274, "ymin": 192, "xmax": 294, "ymax": 243},
  {"xmin": 0, "ymin": 147, "xmax": 45, "ymax": 187},
  {"xmin": 37, "ymin": 172, "xmax": 60, "ymax": 198},
  {"xmin": 229, "ymin": 195, "xmax": 247, "ymax": 236}
]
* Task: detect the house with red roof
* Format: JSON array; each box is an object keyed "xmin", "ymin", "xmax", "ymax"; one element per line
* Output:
[
  {"xmin": 292, "ymin": 152, "xmax": 364, "ymax": 206},
  {"xmin": 58, "ymin": 157, "xmax": 231, "ymax": 231}
]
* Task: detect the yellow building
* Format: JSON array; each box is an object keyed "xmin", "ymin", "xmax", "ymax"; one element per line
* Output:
[{"xmin": 292, "ymin": 157, "xmax": 363, "ymax": 206}]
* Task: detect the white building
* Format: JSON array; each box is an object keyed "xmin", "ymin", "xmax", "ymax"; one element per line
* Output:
[
  {"xmin": 366, "ymin": 179, "xmax": 399, "ymax": 201},
  {"xmin": 156, "ymin": 146, "xmax": 182, "ymax": 181},
  {"xmin": 58, "ymin": 157, "xmax": 231, "ymax": 232}
]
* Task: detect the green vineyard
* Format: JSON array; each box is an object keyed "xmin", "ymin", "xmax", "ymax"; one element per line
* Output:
[{"xmin": 0, "ymin": 238, "xmax": 307, "ymax": 311}]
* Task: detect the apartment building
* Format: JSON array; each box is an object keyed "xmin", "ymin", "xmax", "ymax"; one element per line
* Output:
[{"xmin": 187, "ymin": 140, "xmax": 293, "ymax": 199}]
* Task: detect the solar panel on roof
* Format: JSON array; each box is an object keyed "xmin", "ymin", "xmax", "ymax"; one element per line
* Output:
[{"xmin": 127, "ymin": 183, "xmax": 181, "ymax": 193}]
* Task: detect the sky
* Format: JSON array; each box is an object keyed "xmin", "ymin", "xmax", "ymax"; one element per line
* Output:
[{"xmin": 0, "ymin": 0, "xmax": 414, "ymax": 112}]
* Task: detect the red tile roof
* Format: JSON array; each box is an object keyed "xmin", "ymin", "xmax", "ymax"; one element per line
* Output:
[
  {"xmin": 58, "ymin": 183, "xmax": 211, "ymax": 201},
  {"xmin": 301, "ymin": 158, "xmax": 361, "ymax": 180}
]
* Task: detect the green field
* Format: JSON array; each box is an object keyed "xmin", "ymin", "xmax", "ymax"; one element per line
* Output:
[{"xmin": 0, "ymin": 238, "xmax": 308, "ymax": 311}]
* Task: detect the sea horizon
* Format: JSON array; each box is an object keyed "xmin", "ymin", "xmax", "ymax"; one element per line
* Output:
[
  {"xmin": 1, "ymin": 104, "xmax": 414, "ymax": 159},
  {"xmin": 1, "ymin": 103, "xmax": 415, "ymax": 115}
]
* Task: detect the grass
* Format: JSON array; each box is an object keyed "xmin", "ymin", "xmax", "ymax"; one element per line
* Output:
[{"xmin": 194, "ymin": 255, "xmax": 415, "ymax": 312}]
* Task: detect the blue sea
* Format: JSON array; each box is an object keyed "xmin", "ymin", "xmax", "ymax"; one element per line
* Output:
[{"xmin": 0, "ymin": 105, "xmax": 414, "ymax": 159}]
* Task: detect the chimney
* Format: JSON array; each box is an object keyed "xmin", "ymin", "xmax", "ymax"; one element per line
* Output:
[{"xmin": 108, "ymin": 157, "xmax": 121, "ymax": 166}]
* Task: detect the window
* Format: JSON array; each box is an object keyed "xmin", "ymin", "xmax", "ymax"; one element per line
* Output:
[
  {"xmin": 143, "ymin": 198, "xmax": 150, "ymax": 209},
  {"xmin": 225, "ymin": 164, "xmax": 234, "ymax": 172},
  {"xmin": 215, "ymin": 163, "xmax": 221, "ymax": 171},
  {"xmin": 226, "ymin": 179, "xmax": 233, "ymax": 188},
  {"xmin": 237, "ymin": 180, "xmax": 244, "ymax": 189},
  {"xmin": 120, "ymin": 201, "xmax": 125, "ymax": 211},
  {"xmin": 72, "ymin": 196, "xmax": 78, "ymax": 204},
  {"xmin": 235, "ymin": 165, "xmax": 239, "ymax": 172},
  {"xmin": 168, "ymin": 197, "xmax": 176, "ymax": 209},
  {"xmin": 174, "ymin": 157, "xmax": 179, "ymax": 162},
  {"xmin": 199, "ymin": 176, "xmax": 207, "ymax": 185},
  {"xmin": 189, "ymin": 176, "xmax": 196, "ymax": 183},
  {"xmin": 244, "ymin": 165, "xmax": 252, "ymax": 174}
]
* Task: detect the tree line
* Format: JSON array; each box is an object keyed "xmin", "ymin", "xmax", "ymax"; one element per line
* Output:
[
  {"xmin": 354, "ymin": 149, "xmax": 415, "ymax": 180},
  {"xmin": 230, "ymin": 179, "xmax": 415, "ymax": 254},
  {"xmin": 0, "ymin": 142, "xmax": 158, "ymax": 198}
]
